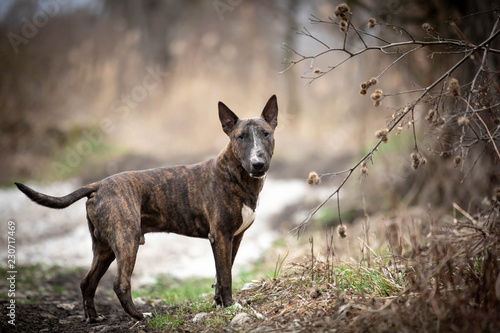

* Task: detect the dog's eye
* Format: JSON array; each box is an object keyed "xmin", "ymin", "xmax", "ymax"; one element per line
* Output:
[
  {"xmin": 237, "ymin": 134, "xmax": 245, "ymax": 141},
  {"xmin": 263, "ymin": 131, "xmax": 270, "ymax": 138}
]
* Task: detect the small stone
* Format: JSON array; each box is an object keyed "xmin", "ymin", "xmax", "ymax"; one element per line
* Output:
[
  {"xmin": 231, "ymin": 313, "xmax": 251, "ymax": 325},
  {"xmin": 56, "ymin": 303, "xmax": 76, "ymax": 311},
  {"xmin": 231, "ymin": 302, "xmax": 243, "ymax": 309},
  {"xmin": 133, "ymin": 297, "xmax": 146, "ymax": 306},
  {"xmin": 254, "ymin": 312, "xmax": 266, "ymax": 320},
  {"xmin": 193, "ymin": 312, "xmax": 208, "ymax": 323},
  {"xmin": 241, "ymin": 282, "xmax": 258, "ymax": 291}
]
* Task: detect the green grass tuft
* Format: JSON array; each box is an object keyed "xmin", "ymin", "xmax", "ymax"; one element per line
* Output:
[{"xmin": 132, "ymin": 275, "xmax": 214, "ymax": 304}]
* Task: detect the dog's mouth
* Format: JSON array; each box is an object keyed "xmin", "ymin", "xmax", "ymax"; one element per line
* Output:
[{"xmin": 249, "ymin": 171, "xmax": 267, "ymax": 179}]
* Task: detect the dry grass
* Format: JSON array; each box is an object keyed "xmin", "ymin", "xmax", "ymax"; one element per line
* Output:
[
  {"xmin": 141, "ymin": 202, "xmax": 500, "ymax": 332},
  {"xmin": 230, "ymin": 202, "xmax": 500, "ymax": 332}
]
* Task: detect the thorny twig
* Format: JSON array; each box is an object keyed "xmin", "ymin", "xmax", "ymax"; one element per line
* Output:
[{"xmin": 290, "ymin": 9, "xmax": 500, "ymax": 236}]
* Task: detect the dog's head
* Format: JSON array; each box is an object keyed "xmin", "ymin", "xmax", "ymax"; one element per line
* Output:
[{"xmin": 218, "ymin": 95, "xmax": 278, "ymax": 178}]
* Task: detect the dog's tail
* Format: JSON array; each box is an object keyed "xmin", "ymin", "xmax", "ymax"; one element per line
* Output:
[{"xmin": 15, "ymin": 182, "xmax": 100, "ymax": 209}]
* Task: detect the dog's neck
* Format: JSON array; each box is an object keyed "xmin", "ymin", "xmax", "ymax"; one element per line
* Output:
[{"xmin": 215, "ymin": 143, "xmax": 264, "ymax": 208}]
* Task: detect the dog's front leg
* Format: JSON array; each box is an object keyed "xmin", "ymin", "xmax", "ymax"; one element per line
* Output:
[{"xmin": 209, "ymin": 231, "xmax": 233, "ymax": 307}]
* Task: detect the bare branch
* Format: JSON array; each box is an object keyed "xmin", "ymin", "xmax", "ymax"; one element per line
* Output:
[{"xmin": 288, "ymin": 9, "xmax": 500, "ymax": 235}]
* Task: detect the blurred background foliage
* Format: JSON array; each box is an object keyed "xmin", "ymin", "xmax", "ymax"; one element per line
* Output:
[{"xmin": 1, "ymin": 0, "xmax": 498, "ymax": 215}]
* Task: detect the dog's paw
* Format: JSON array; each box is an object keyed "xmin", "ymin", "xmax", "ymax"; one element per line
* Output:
[
  {"xmin": 212, "ymin": 294, "xmax": 223, "ymax": 308},
  {"xmin": 87, "ymin": 314, "xmax": 106, "ymax": 323}
]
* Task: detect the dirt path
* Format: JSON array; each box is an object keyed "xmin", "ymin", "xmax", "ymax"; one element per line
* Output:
[{"xmin": 0, "ymin": 268, "xmax": 163, "ymax": 333}]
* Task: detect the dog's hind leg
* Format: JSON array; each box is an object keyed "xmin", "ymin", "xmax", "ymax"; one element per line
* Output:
[
  {"xmin": 111, "ymin": 222, "xmax": 144, "ymax": 321},
  {"xmin": 80, "ymin": 232, "xmax": 115, "ymax": 323}
]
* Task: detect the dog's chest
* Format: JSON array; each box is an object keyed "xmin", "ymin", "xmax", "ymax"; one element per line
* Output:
[{"xmin": 234, "ymin": 204, "xmax": 255, "ymax": 236}]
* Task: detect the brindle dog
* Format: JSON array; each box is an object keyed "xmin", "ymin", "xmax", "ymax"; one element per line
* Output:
[{"xmin": 15, "ymin": 95, "xmax": 278, "ymax": 322}]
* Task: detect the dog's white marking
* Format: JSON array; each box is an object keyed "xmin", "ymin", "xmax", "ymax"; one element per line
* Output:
[
  {"xmin": 250, "ymin": 127, "xmax": 260, "ymax": 161},
  {"xmin": 249, "ymin": 127, "xmax": 267, "ymax": 179},
  {"xmin": 234, "ymin": 204, "xmax": 255, "ymax": 236}
]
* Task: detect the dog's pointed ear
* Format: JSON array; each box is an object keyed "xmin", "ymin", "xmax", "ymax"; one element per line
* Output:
[
  {"xmin": 219, "ymin": 101, "xmax": 239, "ymax": 135},
  {"xmin": 261, "ymin": 95, "xmax": 278, "ymax": 130}
]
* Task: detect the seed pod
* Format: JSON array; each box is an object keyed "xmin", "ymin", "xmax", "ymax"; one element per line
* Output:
[
  {"xmin": 336, "ymin": 3, "xmax": 350, "ymax": 16},
  {"xmin": 307, "ymin": 171, "xmax": 321, "ymax": 186},
  {"xmin": 448, "ymin": 78, "xmax": 461, "ymax": 97},
  {"xmin": 368, "ymin": 18, "xmax": 376, "ymax": 28},
  {"xmin": 337, "ymin": 224, "xmax": 347, "ymax": 238},
  {"xmin": 422, "ymin": 22, "xmax": 433, "ymax": 32},
  {"xmin": 340, "ymin": 19, "xmax": 348, "ymax": 32},
  {"xmin": 457, "ymin": 116, "xmax": 469, "ymax": 127}
]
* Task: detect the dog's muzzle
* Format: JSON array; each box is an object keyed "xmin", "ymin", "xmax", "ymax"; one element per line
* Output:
[{"xmin": 249, "ymin": 158, "xmax": 268, "ymax": 178}]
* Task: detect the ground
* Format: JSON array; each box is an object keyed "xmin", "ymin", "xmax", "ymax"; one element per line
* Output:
[
  {"xmin": 0, "ymin": 269, "xmax": 161, "ymax": 333},
  {"xmin": 2, "ymin": 254, "xmax": 500, "ymax": 333},
  {"xmin": 0, "ymin": 264, "xmax": 385, "ymax": 333}
]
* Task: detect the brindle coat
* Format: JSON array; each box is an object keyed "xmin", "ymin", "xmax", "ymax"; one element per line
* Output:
[{"xmin": 15, "ymin": 95, "xmax": 278, "ymax": 322}]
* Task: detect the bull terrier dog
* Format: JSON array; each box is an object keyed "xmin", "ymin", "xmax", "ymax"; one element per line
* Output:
[{"xmin": 15, "ymin": 95, "xmax": 278, "ymax": 322}]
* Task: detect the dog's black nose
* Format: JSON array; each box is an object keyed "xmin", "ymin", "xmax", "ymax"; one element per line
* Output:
[{"xmin": 252, "ymin": 161, "xmax": 265, "ymax": 171}]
